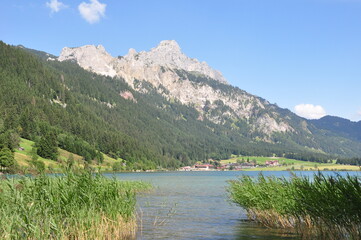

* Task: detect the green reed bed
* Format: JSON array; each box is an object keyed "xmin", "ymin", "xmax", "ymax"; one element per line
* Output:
[
  {"xmin": 0, "ymin": 171, "xmax": 151, "ymax": 239},
  {"xmin": 228, "ymin": 173, "xmax": 361, "ymax": 239}
]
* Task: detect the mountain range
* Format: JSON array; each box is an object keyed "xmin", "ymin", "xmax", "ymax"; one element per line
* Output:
[{"xmin": 1, "ymin": 40, "xmax": 360, "ymax": 169}]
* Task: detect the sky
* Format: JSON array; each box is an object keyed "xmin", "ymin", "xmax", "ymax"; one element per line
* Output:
[{"xmin": 1, "ymin": 0, "xmax": 361, "ymax": 121}]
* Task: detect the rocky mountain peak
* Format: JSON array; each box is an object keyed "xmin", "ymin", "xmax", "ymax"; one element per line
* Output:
[
  {"xmin": 59, "ymin": 40, "xmax": 227, "ymax": 84},
  {"xmin": 152, "ymin": 40, "xmax": 181, "ymax": 53},
  {"xmin": 120, "ymin": 40, "xmax": 227, "ymax": 84},
  {"xmin": 57, "ymin": 40, "xmax": 293, "ymax": 136},
  {"xmin": 127, "ymin": 48, "xmax": 137, "ymax": 56},
  {"xmin": 96, "ymin": 44, "xmax": 106, "ymax": 52},
  {"xmin": 59, "ymin": 44, "xmax": 117, "ymax": 77}
]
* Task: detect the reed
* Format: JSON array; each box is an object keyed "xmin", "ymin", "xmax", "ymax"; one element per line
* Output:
[
  {"xmin": 0, "ymin": 171, "xmax": 150, "ymax": 239},
  {"xmin": 228, "ymin": 173, "xmax": 361, "ymax": 239}
]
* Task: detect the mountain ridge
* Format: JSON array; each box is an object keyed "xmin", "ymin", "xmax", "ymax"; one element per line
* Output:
[
  {"xmin": 58, "ymin": 40, "xmax": 227, "ymax": 83},
  {"xmin": 58, "ymin": 40, "xmax": 295, "ymax": 136},
  {"xmin": 311, "ymin": 115, "xmax": 361, "ymax": 142},
  {"xmin": 55, "ymin": 40, "xmax": 361, "ymax": 157},
  {"xmin": 1, "ymin": 40, "xmax": 361, "ymax": 171}
]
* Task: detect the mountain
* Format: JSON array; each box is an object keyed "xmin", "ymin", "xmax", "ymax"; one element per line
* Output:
[
  {"xmin": 59, "ymin": 40, "xmax": 226, "ymax": 83},
  {"xmin": 310, "ymin": 116, "xmax": 361, "ymax": 142},
  {"xmin": 1, "ymin": 40, "xmax": 361, "ymax": 170},
  {"xmin": 59, "ymin": 40, "xmax": 293, "ymax": 135},
  {"xmin": 57, "ymin": 40, "xmax": 361, "ymax": 158}
]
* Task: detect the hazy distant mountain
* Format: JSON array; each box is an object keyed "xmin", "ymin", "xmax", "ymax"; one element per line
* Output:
[{"xmin": 310, "ymin": 116, "xmax": 361, "ymax": 142}]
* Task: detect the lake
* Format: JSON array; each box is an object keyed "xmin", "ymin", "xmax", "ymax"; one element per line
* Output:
[{"xmin": 107, "ymin": 171, "xmax": 360, "ymax": 240}]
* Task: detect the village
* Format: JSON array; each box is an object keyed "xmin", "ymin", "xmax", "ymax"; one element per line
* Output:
[{"xmin": 178, "ymin": 159, "xmax": 281, "ymax": 171}]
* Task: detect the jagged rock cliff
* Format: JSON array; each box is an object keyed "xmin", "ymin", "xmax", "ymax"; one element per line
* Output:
[
  {"xmin": 58, "ymin": 45, "xmax": 117, "ymax": 77},
  {"xmin": 58, "ymin": 40, "xmax": 294, "ymax": 135}
]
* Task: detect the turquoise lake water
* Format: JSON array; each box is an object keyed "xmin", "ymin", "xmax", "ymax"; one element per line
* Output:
[{"xmin": 108, "ymin": 171, "xmax": 360, "ymax": 240}]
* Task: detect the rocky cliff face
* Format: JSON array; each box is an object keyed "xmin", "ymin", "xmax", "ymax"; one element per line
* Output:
[
  {"xmin": 117, "ymin": 40, "xmax": 227, "ymax": 83},
  {"xmin": 58, "ymin": 40, "xmax": 294, "ymax": 136},
  {"xmin": 58, "ymin": 45, "xmax": 117, "ymax": 77}
]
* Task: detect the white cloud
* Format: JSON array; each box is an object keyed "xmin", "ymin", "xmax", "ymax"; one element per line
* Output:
[
  {"xmin": 78, "ymin": 0, "xmax": 106, "ymax": 24},
  {"xmin": 46, "ymin": 0, "xmax": 67, "ymax": 13},
  {"xmin": 294, "ymin": 104, "xmax": 327, "ymax": 119}
]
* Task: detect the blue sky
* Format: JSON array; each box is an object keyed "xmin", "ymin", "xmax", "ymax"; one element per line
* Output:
[{"xmin": 2, "ymin": 0, "xmax": 361, "ymax": 121}]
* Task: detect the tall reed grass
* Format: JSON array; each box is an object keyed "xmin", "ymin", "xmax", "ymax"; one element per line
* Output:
[
  {"xmin": 0, "ymin": 171, "xmax": 150, "ymax": 239},
  {"xmin": 228, "ymin": 173, "xmax": 361, "ymax": 239}
]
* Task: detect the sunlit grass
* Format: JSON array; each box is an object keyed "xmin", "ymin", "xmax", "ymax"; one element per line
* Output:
[
  {"xmin": 221, "ymin": 155, "xmax": 361, "ymax": 171},
  {"xmin": 228, "ymin": 173, "xmax": 361, "ymax": 239},
  {"xmin": 14, "ymin": 138, "xmax": 120, "ymax": 173},
  {"xmin": 0, "ymin": 171, "xmax": 151, "ymax": 239}
]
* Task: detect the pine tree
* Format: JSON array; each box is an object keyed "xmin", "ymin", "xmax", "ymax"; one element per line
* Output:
[
  {"xmin": 0, "ymin": 147, "xmax": 15, "ymax": 170},
  {"xmin": 37, "ymin": 131, "xmax": 58, "ymax": 160}
]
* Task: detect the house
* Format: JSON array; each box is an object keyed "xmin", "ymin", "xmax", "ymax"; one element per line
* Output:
[
  {"xmin": 265, "ymin": 160, "xmax": 280, "ymax": 166},
  {"xmin": 194, "ymin": 164, "xmax": 214, "ymax": 171}
]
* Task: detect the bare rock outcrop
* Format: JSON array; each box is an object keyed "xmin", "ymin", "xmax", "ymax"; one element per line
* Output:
[
  {"xmin": 59, "ymin": 45, "xmax": 117, "ymax": 77},
  {"xmin": 58, "ymin": 40, "xmax": 293, "ymax": 135}
]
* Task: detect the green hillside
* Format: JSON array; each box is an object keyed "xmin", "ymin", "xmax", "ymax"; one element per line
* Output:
[
  {"xmin": 0, "ymin": 41, "xmax": 242, "ymax": 170},
  {"xmin": 1, "ymin": 41, "xmax": 361, "ymax": 171},
  {"xmin": 14, "ymin": 138, "xmax": 119, "ymax": 173},
  {"xmin": 311, "ymin": 116, "xmax": 361, "ymax": 141}
]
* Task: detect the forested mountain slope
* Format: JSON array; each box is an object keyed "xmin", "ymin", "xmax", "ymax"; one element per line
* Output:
[
  {"xmin": 1, "ymin": 41, "xmax": 360, "ymax": 169},
  {"xmin": 57, "ymin": 41, "xmax": 361, "ymax": 159},
  {"xmin": 310, "ymin": 116, "xmax": 361, "ymax": 142}
]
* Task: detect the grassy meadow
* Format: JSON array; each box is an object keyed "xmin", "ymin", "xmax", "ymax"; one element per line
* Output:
[
  {"xmin": 15, "ymin": 139, "xmax": 361, "ymax": 172},
  {"xmin": 0, "ymin": 170, "xmax": 151, "ymax": 239},
  {"xmin": 14, "ymin": 138, "xmax": 119, "ymax": 173},
  {"xmin": 228, "ymin": 173, "xmax": 361, "ymax": 239},
  {"xmin": 221, "ymin": 155, "xmax": 361, "ymax": 171}
]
